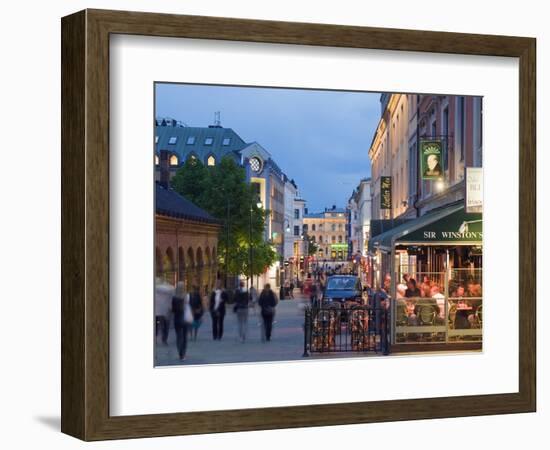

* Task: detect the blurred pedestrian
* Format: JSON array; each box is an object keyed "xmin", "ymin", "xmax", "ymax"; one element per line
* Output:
[
  {"xmin": 189, "ymin": 285, "xmax": 204, "ymax": 341},
  {"xmin": 258, "ymin": 283, "xmax": 278, "ymax": 342},
  {"xmin": 233, "ymin": 281, "xmax": 250, "ymax": 342},
  {"xmin": 209, "ymin": 280, "xmax": 227, "ymax": 340},
  {"xmin": 172, "ymin": 282, "xmax": 192, "ymax": 361},
  {"xmin": 155, "ymin": 277, "xmax": 174, "ymax": 345},
  {"xmin": 310, "ymin": 281, "xmax": 319, "ymax": 307}
]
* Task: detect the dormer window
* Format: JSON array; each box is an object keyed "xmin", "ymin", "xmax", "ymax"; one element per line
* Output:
[
  {"xmin": 168, "ymin": 136, "xmax": 177, "ymax": 144},
  {"xmin": 222, "ymin": 138, "xmax": 231, "ymax": 146},
  {"xmin": 186, "ymin": 136, "xmax": 196, "ymax": 145},
  {"xmin": 204, "ymin": 137, "xmax": 214, "ymax": 145}
]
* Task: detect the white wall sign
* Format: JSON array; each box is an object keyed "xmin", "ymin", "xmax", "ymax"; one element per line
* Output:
[{"xmin": 466, "ymin": 167, "xmax": 483, "ymax": 213}]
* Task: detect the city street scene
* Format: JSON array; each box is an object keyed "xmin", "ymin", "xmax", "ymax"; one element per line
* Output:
[{"xmin": 154, "ymin": 83, "xmax": 483, "ymax": 366}]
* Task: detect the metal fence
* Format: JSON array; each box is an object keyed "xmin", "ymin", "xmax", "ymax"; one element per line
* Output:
[{"xmin": 303, "ymin": 304, "xmax": 390, "ymax": 356}]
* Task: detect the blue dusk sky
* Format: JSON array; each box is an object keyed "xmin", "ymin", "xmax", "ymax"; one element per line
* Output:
[{"xmin": 156, "ymin": 83, "xmax": 381, "ymax": 212}]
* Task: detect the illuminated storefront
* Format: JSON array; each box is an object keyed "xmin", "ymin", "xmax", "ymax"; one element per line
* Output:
[{"xmin": 369, "ymin": 202, "xmax": 482, "ymax": 350}]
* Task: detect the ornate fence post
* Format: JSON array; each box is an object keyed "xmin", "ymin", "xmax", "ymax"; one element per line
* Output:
[
  {"xmin": 383, "ymin": 306, "xmax": 390, "ymax": 355},
  {"xmin": 303, "ymin": 306, "xmax": 311, "ymax": 357}
]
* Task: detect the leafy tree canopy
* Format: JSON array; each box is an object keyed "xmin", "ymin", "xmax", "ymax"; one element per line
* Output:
[{"xmin": 170, "ymin": 156, "xmax": 277, "ymax": 278}]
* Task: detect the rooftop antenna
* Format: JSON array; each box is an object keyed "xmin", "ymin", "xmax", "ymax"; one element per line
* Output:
[{"xmin": 214, "ymin": 111, "xmax": 221, "ymax": 127}]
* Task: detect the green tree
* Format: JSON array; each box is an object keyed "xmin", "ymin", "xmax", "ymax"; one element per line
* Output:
[
  {"xmin": 304, "ymin": 233, "xmax": 318, "ymax": 255},
  {"xmin": 171, "ymin": 156, "xmax": 277, "ymax": 281},
  {"xmin": 169, "ymin": 158, "xmax": 210, "ymax": 205}
]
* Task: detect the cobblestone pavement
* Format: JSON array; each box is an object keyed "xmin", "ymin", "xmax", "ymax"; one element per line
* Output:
[{"xmin": 155, "ymin": 293, "xmax": 312, "ymax": 366}]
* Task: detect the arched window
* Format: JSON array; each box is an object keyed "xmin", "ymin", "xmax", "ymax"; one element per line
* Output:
[
  {"xmin": 207, "ymin": 155, "xmax": 216, "ymax": 166},
  {"xmin": 164, "ymin": 248, "xmax": 175, "ymax": 272},
  {"xmin": 178, "ymin": 247, "xmax": 185, "ymax": 283},
  {"xmin": 338, "ymin": 235, "xmax": 343, "ymax": 243},
  {"xmin": 187, "ymin": 154, "xmax": 198, "ymax": 165},
  {"xmin": 169, "ymin": 154, "xmax": 178, "ymax": 166},
  {"xmin": 155, "ymin": 247, "xmax": 163, "ymax": 276}
]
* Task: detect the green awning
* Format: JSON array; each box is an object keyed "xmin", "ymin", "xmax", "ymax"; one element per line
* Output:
[{"xmin": 368, "ymin": 204, "xmax": 482, "ymax": 252}]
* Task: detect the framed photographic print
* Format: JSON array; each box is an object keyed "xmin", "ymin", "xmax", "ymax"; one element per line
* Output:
[{"xmin": 61, "ymin": 9, "xmax": 536, "ymax": 441}]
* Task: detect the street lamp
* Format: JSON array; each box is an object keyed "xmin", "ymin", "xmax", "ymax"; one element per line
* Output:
[
  {"xmin": 249, "ymin": 199, "xmax": 263, "ymax": 290},
  {"xmin": 284, "ymin": 218, "xmax": 291, "ymax": 234}
]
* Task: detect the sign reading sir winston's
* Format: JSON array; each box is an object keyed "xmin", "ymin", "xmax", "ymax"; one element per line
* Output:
[
  {"xmin": 380, "ymin": 176, "xmax": 392, "ymax": 210},
  {"xmin": 420, "ymin": 139, "xmax": 445, "ymax": 181},
  {"xmin": 397, "ymin": 209, "xmax": 483, "ymax": 244}
]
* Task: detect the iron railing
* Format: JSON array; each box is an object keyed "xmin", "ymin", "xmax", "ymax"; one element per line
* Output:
[{"xmin": 303, "ymin": 304, "xmax": 390, "ymax": 356}]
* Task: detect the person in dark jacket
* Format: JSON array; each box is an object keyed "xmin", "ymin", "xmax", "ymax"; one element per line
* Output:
[
  {"xmin": 258, "ymin": 283, "xmax": 278, "ymax": 342},
  {"xmin": 233, "ymin": 281, "xmax": 250, "ymax": 342},
  {"xmin": 189, "ymin": 285, "xmax": 204, "ymax": 341},
  {"xmin": 172, "ymin": 282, "xmax": 189, "ymax": 361},
  {"xmin": 209, "ymin": 280, "xmax": 227, "ymax": 340}
]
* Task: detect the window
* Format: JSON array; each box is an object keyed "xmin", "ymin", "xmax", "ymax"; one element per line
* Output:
[
  {"xmin": 294, "ymin": 209, "xmax": 300, "ymax": 219},
  {"xmin": 155, "ymin": 155, "xmax": 159, "ymax": 165},
  {"xmin": 294, "ymin": 226, "xmax": 300, "ymax": 236},
  {"xmin": 186, "ymin": 136, "xmax": 196, "ymax": 145},
  {"xmin": 187, "ymin": 154, "xmax": 197, "ymax": 165},
  {"xmin": 169, "ymin": 154, "xmax": 178, "ymax": 166},
  {"xmin": 331, "ymin": 236, "xmax": 336, "ymax": 243},
  {"xmin": 311, "ymin": 236, "xmax": 316, "ymax": 242},
  {"xmin": 250, "ymin": 157, "xmax": 262, "ymax": 173},
  {"xmin": 312, "ymin": 224, "xmax": 316, "ymax": 231},
  {"xmin": 338, "ymin": 235, "xmax": 343, "ymax": 243},
  {"xmin": 222, "ymin": 138, "xmax": 231, "ymax": 146},
  {"xmin": 207, "ymin": 155, "xmax": 216, "ymax": 166},
  {"xmin": 459, "ymin": 96, "xmax": 465, "ymax": 161},
  {"xmin": 331, "ymin": 224, "xmax": 336, "ymax": 232},
  {"xmin": 155, "ymin": 136, "xmax": 159, "ymax": 144},
  {"xmin": 409, "ymin": 143, "xmax": 417, "ymax": 198},
  {"xmin": 443, "ymin": 106, "xmax": 449, "ymax": 171},
  {"xmin": 338, "ymin": 223, "xmax": 343, "ymax": 231},
  {"xmin": 302, "ymin": 224, "xmax": 308, "ymax": 233},
  {"xmin": 204, "ymin": 137, "xmax": 214, "ymax": 145},
  {"xmin": 168, "ymin": 136, "xmax": 177, "ymax": 144},
  {"xmin": 431, "ymin": 120, "xmax": 437, "ymax": 137}
]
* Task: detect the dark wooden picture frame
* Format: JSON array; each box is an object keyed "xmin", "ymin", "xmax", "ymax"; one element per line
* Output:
[{"xmin": 61, "ymin": 9, "xmax": 536, "ymax": 441}]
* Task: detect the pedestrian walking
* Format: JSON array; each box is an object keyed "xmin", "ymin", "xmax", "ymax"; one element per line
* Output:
[
  {"xmin": 189, "ymin": 285, "xmax": 204, "ymax": 341},
  {"xmin": 310, "ymin": 280, "xmax": 319, "ymax": 307},
  {"xmin": 209, "ymin": 280, "xmax": 227, "ymax": 340},
  {"xmin": 233, "ymin": 281, "xmax": 250, "ymax": 342},
  {"xmin": 289, "ymin": 280, "xmax": 295, "ymax": 299},
  {"xmin": 155, "ymin": 278, "xmax": 174, "ymax": 345},
  {"xmin": 172, "ymin": 282, "xmax": 192, "ymax": 361},
  {"xmin": 258, "ymin": 283, "xmax": 278, "ymax": 342}
]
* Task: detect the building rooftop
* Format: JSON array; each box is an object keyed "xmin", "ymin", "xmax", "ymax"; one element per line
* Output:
[
  {"xmin": 155, "ymin": 182, "xmax": 221, "ymax": 224},
  {"xmin": 155, "ymin": 122, "xmax": 248, "ymax": 163}
]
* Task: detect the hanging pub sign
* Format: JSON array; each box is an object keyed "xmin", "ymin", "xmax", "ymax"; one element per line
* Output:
[
  {"xmin": 380, "ymin": 176, "xmax": 392, "ymax": 209},
  {"xmin": 420, "ymin": 139, "xmax": 445, "ymax": 180},
  {"xmin": 465, "ymin": 167, "xmax": 483, "ymax": 213}
]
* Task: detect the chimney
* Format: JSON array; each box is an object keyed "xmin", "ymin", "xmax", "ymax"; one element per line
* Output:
[{"xmin": 159, "ymin": 150, "xmax": 170, "ymax": 188}]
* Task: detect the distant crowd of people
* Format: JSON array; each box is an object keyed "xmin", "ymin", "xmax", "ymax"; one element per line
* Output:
[{"xmin": 155, "ymin": 278, "xmax": 280, "ymax": 361}]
